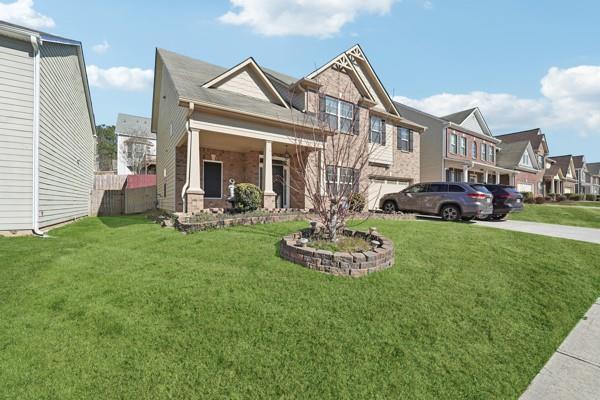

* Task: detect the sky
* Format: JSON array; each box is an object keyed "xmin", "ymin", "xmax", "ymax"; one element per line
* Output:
[{"xmin": 2, "ymin": 0, "xmax": 600, "ymax": 160}]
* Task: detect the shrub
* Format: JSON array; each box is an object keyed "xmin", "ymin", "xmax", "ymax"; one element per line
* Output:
[
  {"xmin": 564, "ymin": 193, "xmax": 574, "ymax": 200},
  {"xmin": 234, "ymin": 183, "xmax": 263, "ymax": 212},
  {"xmin": 534, "ymin": 196, "xmax": 545, "ymax": 204},
  {"xmin": 348, "ymin": 192, "xmax": 366, "ymax": 212},
  {"xmin": 585, "ymin": 194, "xmax": 597, "ymax": 201},
  {"xmin": 544, "ymin": 196, "xmax": 553, "ymax": 202},
  {"xmin": 570, "ymin": 194, "xmax": 582, "ymax": 201},
  {"xmin": 556, "ymin": 195, "xmax": 567, "ymax": 202},
  {"xmin": 520, "ymin": 192, "xmax": 534, "ymax": 204}
]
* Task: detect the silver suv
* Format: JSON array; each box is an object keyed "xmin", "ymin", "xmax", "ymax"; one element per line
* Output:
[{"xmin": 379, "ymin": 182, "xmax": 493, "ymax": 221}]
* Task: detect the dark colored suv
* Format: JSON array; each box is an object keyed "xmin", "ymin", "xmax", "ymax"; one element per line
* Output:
[
  {"xmin": 379, "ymin": 182, "xmax": 493, "ymax": 221},
  {"xmin": 480, "ymin": 184, "xmax": 524, "ymax": 220}
]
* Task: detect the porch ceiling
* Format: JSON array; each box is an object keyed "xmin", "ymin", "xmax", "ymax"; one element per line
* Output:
[{"xmin": 196, "ymin": 131, "xmax": 302, "ymax": 154}]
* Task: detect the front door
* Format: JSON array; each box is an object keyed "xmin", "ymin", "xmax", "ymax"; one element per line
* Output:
[{"xmin": 272, "ymin": 165, "xmax": 285, "ymax": 208}]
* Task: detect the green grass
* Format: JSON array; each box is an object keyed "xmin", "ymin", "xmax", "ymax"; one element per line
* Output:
[
  {"xmin": 510, "ymin": 204, "xmax": 600, "ymax": 228},
  {"xmin": 557, "ymin": 201, "xmax": 600, "ymax": 208},
  {"xmin": 1, "ymin": 216, "xmax": 600, "ymax": 399}
]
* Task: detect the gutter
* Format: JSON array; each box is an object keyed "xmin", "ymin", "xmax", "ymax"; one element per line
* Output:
[{"xmin": 30, "ymin": 35, "xmax": 45, "ymax": 237}]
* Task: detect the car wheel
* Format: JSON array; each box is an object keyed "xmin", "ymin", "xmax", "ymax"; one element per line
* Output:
[
  {"xmin": 494, "ymin": 214, "xmax": 507, "ymax": 221},
  {"xmin": 461, "ymin": 216, "xmax": 475, "ymax": 222},
  {"xmin": 440, "ymin": 205, "xmax": 461, "ymax": 221},
  {"xmin": 382, "ymin": 200, "xmax": 397, "ymax": 213}
]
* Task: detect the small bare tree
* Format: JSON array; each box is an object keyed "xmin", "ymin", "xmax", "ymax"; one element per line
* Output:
[
  {"xmin": 287, "ymin": 80, "xmax": 381, "ymax": 242},
  {"xmin": 121, "ymin": 136, "xmax": 155, "ymax": 175}
]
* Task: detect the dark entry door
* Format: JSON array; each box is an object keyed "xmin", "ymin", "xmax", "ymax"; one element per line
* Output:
[{"xmin": 273, "ymin": 165, "xmax": 285, "ymax": 208}]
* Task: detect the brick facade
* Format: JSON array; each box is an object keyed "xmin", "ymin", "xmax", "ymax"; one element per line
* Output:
[{"xmin": 445, "ymin": 127, "xmax": 497, "ymax": 166}]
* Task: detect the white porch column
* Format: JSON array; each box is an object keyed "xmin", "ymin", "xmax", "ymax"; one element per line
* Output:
[
  {"xmin": 263, "ymin": 140, "xmax": 276, "ymax": 209},
  {"xmin": 186, "ymin": 128, "xmax": 204, "ymax": 213},
  {"xmin": 462, "ymin": 166, "xmax": 469, "ymax": 182},
  {"xmin": 551, "ymin": 179, "xmax": 556, "ymax": 194},
  {"xmin": 484, "ymin": 170, "xmax": 489, "ymax": 183},
  {"xmin": 495, "ymin": 173, "xmax": 500, "ymax": 184}
]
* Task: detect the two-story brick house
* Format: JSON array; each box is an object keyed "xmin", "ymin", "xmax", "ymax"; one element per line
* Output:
[
  {"xmin": 394, "ymin": 104, "xmax": 515, "ymax": 184},
  {"xmin": 545, "ymin": 155, "xmax": 577, "ymax": 194},
  {"xmin": 151, "ymin": 45, "xmax": 425, "ymax": 213},
  {"xmin": 495, "ymin": 128, "xmax": 549, "ymax": 195}
]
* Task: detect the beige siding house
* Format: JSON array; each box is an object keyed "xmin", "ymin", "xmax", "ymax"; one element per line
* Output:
[
  {"xmin": 0, "ymin": 22, "xmax": 95, "ymax": 235},
  {"xmin": 152, "ymin": 45, "xmax": 425, "ymax": 213}
]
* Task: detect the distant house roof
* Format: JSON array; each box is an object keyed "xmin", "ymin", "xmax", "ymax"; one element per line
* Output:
[
  {"xmin": 441, "ymin": 108, "xmax": 478, "ymax": 125},
  {"xmin": 496, "ymin": 128, "xmax": 546, "ymax": 149},
  {"xmin": 496, "ymin": 140, "xmax": 531, "ymax": 169},
  {"xmin": 547, "ymin": 155, "xmax": 576, "ymax": 179},
  {"xmin": 115, "ymin": 113, "xmax": 154, "ymax": 139},
  {"xmin": 392, "ymin": 100, "xmax": 447, "ymax": 125},
  {"xmin": 572, "ymin": 155, "xmax": 585, "ymax": 169},
  {"xmin": 587, "ymin": 162, "xmax": 600, "ymax": 176}
]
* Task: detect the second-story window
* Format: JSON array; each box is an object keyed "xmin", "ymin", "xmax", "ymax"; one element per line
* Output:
[
  {"xmin": 369, "ymin": 116, "xmax": 385, "ymax": 145},
  {"xmin": 449, "ymin": 134, "xmax": 457, "ymax": 154},
  {"xmin": 472, "ymin": 141, "xmax": 477, "ymax": 159},
  {"xmin": 481, "ymin": 143, "xmax": 487, "ymax": 161},
  {"xmin": 397, "ymin": 127, "xmax": 412, "ymax": 152},
  {"xmin": 459, "ymin": 137, "xmax": 467, "ymax": 156},
  {"xmin": 324, "ymin": 96, "xmax": 354, "ymax": 134},
  {"xmin": 521, "ymin": 152, "xmax": 532, "ymax": 167},
  {"xmin": 488, "ymin": 146, "xmax": 494, "ymax": 162}
]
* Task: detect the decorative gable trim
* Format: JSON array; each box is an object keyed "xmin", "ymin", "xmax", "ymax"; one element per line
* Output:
[
  {"xmin": 461, "ymin": 108, "xmax": 493, "ymax": 137},
  {"xmin": 203, "ymin": 58, "xmax": 290, "ymax": 109}
]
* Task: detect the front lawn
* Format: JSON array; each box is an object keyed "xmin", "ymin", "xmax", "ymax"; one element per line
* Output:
[
  {"xmin": 557, "ymin": 201, "xmax": 600, "ymax": 208},
  {"xmin": 1, "ymin": 216, "xmax": 599, "ymax": 399},
  {"xmin": 510, "ymin": 204, "xmax": 600, "ymax": 228}
]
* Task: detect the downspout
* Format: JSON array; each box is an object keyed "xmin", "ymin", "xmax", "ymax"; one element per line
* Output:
[
  {"xmin": 180, "ymin": 102, "xmax": 195, "ymax": 212},
  {"xmin": 30, "ymin": 35, "xmax": 45, "ymax": 237}
]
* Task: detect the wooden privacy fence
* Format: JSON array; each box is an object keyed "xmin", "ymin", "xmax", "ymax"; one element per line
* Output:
[{"xmin": 90, "ymin": 175, "xmax": 156, "ymax": 216}]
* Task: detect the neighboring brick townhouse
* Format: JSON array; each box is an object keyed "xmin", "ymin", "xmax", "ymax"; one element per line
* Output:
[{"xmin": 151, "ymin": 45, "xmax": 425, "ymax": 213}]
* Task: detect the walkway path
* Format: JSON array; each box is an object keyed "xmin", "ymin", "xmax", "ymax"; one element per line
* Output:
[
  {"xmin": 520, "ymin": 299, "xmax": 600, "ymax": 399},
  {"xmin": 473, "ymin": 220, "xmax": 600, "ymax": 244}
]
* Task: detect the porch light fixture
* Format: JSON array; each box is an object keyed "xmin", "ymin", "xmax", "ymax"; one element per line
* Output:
[{"xmin": 284, "ymin": 145, "xmax": 291, "ymax": 160}]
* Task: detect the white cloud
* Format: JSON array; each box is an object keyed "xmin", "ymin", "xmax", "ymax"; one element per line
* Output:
[
  {"xmin": 0, "ymin": 0, "xmax": 54, "ymax": 29},
  {"xmin": 92, "ymin": 40, "xmax": 110, "ymax": 54},
  {"xmin": 86, "ymin": 65, "xmax": 153, "ymax": 91},
  {"xmin": 395, "ymin": 65, "xmax": 600, "ymax": 136},
  {"xmin": 219, "ymin": 0, "xmax": 396, "ymax": 37}
]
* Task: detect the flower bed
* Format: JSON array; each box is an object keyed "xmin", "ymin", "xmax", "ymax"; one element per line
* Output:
[
  {"xmin": 175, "ymin": 209, "xmax": 312, "ymax": 233},
  {"xmin": 280, "ymin": 228, "xmax": 394, "ymax": 277}
]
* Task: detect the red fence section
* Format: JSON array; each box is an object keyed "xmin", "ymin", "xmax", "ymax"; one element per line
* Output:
[{"xmin": 126, "ymin": 174, "xmax": 156, "ymax": 189}]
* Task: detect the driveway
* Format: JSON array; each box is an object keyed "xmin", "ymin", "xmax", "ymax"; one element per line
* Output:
[
  {"xmin": 520, "ymin": 299, "xmax": 600, "ymax": 400},
  {"xmin": 473, "ymin": 220, "xmax": 600, "ymax": 244}
]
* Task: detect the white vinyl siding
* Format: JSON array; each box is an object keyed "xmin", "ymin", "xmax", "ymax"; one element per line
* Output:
[
  {"xmin": 0, "ymin": 36, "xmax": 34, "ymax": 231},
  {"xmin": 38, "ymin": 42, "xmax": 95, "ymax": 228},
  {"xmin": 215, "ymin": 69, "xmax": 271, "ymax": 102}
]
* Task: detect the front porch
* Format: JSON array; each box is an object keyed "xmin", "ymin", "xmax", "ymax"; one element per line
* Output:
[
  {"xmin": 444, "ymin": 159, "xmax": 512, "ymax": 184},
  {"xmin": 176, "ymin": 127, "xmax": 318, "ymax": 213}
]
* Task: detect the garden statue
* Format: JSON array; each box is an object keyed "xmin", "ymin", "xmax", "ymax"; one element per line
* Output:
[{"xmin": 227, "ymin": 178, "xmax": 236, "ymax": 208}]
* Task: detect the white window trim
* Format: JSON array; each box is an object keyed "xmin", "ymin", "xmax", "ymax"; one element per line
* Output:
[
  {"xmin": 459, "ymin": 136, "xmax": 467, "ymax": 156},
  {"xmin": 471, "ymin": 141, "xmax": 477, "ymax": 159},
  {"xmin": 202, "ymin": 160, "xmax": 223, "ymax": 199},
  {"xmin": 449, "ymin": 134, "xmax": 458, "ymax": 154},
  {"xmin": 481, "ymin": 143, "xmax": 487, "ymax": 161},
  {"xmin": 398, "ymin": 127, "xmax": 410, "ymax": 152},
  {"xmin": 325, "ymin": 96, "xmax": 354, "ymax": 134},
  {"xmin": 370, "ymin": 116, "xmax": 385, "ymax": 145}
]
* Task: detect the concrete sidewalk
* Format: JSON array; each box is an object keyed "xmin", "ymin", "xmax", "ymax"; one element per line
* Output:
[
  {"xmin": 473, "ymin": 220, "xmax": 600, "ymax": 244},
  {"xmin": 521, "ymin": 299, "xmax": 600, "ymax": 400}
]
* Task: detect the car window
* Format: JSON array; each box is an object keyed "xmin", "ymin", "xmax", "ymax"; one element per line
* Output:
[
  {"xmin": 469, "ymin": 184, "xmax": 491, "ymax": 193},
  {"xmin": 503, "ymin": 186, "xmax": 520, "ymax": 194},
  {"xmin": 427, "ymin": 183, "xmax": 448, "ymax": 192},
  {"xmin": 404, "ymin": 184, "xmax": 427, "ymax": 193},
  {"xmin": 484, "ymin": 185, "xmax": 500, "ymax": 193},
  {"xmin": 448, "ymin": 185, "xmax": 465, "ymax": 192}
]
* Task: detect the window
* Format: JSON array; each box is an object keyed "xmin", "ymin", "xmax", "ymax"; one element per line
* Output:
[
  {"xmin": 481, "ymin": 143, "xmax": 487, "ymax": 161},
  {"xmin": 472, "ymin": 142, "xmax": 477, "ymax": 159},
  {"xmin": 449, "ymin": 134, "xmax": 457, "ymax": 154},
  {"xmin": 537, "ymin": 155, "xmax": 544, "ymax": 168},
  {"xmin": 449, "ymin": 184, "xmax": 465, "ymax": 192},
  {"xmin": 203, "ymin": 161, "xmax": 222, "ymax": 198},
  {"xmin": 397, "ymin": 127, "xmax": 412, "ymax": 152},
  {"xmin": 446, "ymin": 168, "xmax": 463, "ymax": 182},
  {"xmin": 326, "ymin": 165, "xmax": 356, "ymax": 194},
  {"xmin": 324, "ymin": 96, "xmax": 354, "ymax": 134},
  {"xmin": 370, "ymin": 116, "xmax": 385, "ymax": 145},
  {"xmin": 427, "ymin": 183, "xmax": 448, "ymax": 192},
  {"xmin": 520, "ymin": 152, "xmax": 532, "ymax": 167},
  {"xmin": 459, "ymin": 137, "xmax": 467, "ymax": 156},
  {"xmin": 404, "ymin": 184, "xmax": 427, "ymax": 193},
  {"xmin": 488, "ymin": 146, "xmax": 494, "ymax": 162}
]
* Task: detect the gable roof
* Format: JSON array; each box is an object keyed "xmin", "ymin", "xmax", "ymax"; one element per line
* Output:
[
  {"xmin": 587, "ymin": 162, "xmax": 600, "ymax": 176},
  {"xmin": 202, "ymin": 57, "xmax": 290, "ymax": 109},
  {"xmin": 496, "ymin": 128, "xmax": 548, "ymax": 153},
  {"xmin": 115, "ymin": 113, "xmax": 154, "ymax": 139},
  {"xmin": 0, "ymin": 20, "xmax": 96, "ymax": 136},
  {"xmin": 441, "ymin": 107, "xmax": 494, "ymax": 137},
  {"xmin": 549, "ymin": 155, "xmax": 576, "ymax": 178},
  {"xmin": 496, "ymin": 140, "xmax": 535, "ymax": 170},
  {"xmin": 153, "ymin": 48, "xmax": 312, "ymax": 131},
  {"xmin": 392, "ymin": 100, "xmax": 447, "ymax": 126},
  {"xmin": 441, "ymin": 108, "xmax": 477, "ymax": 125}
]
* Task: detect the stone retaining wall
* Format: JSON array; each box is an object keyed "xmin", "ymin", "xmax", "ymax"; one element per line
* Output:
[{"xmin": 280, "ymin": 229, "xmax": 394, "ymax": 277}]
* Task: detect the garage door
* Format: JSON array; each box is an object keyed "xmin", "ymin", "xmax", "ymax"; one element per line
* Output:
[
  {"xmin": 517, "ymin": 183, "xmax": 533, "ymax": 193},
  {"xmin": 368, "ymin": 178, "xmax": 410, "ymax": 210}
]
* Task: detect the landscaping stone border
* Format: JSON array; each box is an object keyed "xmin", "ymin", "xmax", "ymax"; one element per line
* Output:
[{"xmin": 279, "ymin": 229, "xmax": 394, "ymax": 277}]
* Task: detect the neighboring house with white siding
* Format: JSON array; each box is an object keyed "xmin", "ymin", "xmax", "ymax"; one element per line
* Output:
[
  {"xmin": 115, "ymin": 113, "xmax": 156, "ymax": 175},
  {"xmin": 0, "ymin": 21, "xmax": 95, "ymax": 235}
]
